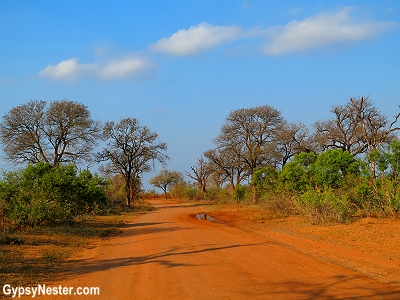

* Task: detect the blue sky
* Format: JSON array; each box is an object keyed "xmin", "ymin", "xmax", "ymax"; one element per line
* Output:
[{"xmin": 1, "ymin": 0, "xmax": 399, "ymax": 190}]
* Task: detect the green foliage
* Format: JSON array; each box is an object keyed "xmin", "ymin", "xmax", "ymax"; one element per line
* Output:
[
  {"xmin": 235, "ymin": 184, "xmax": 246, "ymax": 201},
  {"xmin": 252, "ymin": 166, "xmax": 278, "ymax": 192},
  {"xmin": 310, "ymin": 149, "xmax": 360, "ymax": 190},
  {"xmin": 0, "ymin": 162, "xmax": 107, "ymax": 227},
  {"xmin": 366, "ymin": 140, "xmax": 400, "ymax": 179},
  {"xmin": 295, "ymin": 190, "xmax": 352, "ymax": 224},
  {"xmin": 280, "ymin": 152, "xmax": 317, "ymax": 192}
]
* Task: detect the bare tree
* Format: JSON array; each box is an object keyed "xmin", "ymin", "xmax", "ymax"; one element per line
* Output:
[
  {"xmin": 313, "ymin": 97, "xmax": 400, "ymax": 158},
  {"xmin": 185, "ymin": 157, "xmax": 213, "ymax": 199},
  {"xmin": 350, "ymin": 96, "xmax": 400, "ymax": 152},
  {"xmin": 0, "ymin": 100, "xmax": 100, "ymax": 166},
  {"xmin": 313, "ymin": 103, "xmax": 367, "ymax": 156},
  {"xmin": 96, "ymin": 118, "xmax": 168, "ymax": 206},
  {"xmin": 274, "ymin": 122, "xmax": 312, "ymax": 167},
  {"xmin": 349, "ymin": 96, "xmax": 400, "ymax": 177},
  {"xmin": 150, "ymin": 170, "xmax": 184, "ymax": 199},
  {"xmin": 213, "ymin": 105, "xmax": 284, "ymax": 202},
  {"xmin": 204, "ymin": 147, "xmax": 247, "ymax": 191}
]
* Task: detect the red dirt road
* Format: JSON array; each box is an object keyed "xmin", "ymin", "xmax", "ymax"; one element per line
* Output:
[{"xmin": 50, "ymin": 200, "xmax": 400, "ymax": 299}]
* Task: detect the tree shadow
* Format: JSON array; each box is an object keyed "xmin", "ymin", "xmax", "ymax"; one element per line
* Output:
[
  {"xmin": 58, "ymin": 242, "xmax": 269, "ymax": 278},
  {"xmin": 242, "ymin": 275, "xmax": 400, "ymax": 299}
]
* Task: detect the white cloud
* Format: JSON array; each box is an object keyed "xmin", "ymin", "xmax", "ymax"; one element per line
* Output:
[
  {"xmin": 37, "ymin": 58, "xmax": 96, "ymax": 80},
  {"xmin": 38, "ymin": 56, "xmax": 153, "ymax": 81},
  {"xmin": 98, "ymin": 57, "xmax": 153, "ymax": 79},
  {"xmin": 149, "ymin": 22, "xmax": 242, "ymax": 56},
  {"xmin": 264, "ymin": 7, "xmax": 397, "ymax": 55}
]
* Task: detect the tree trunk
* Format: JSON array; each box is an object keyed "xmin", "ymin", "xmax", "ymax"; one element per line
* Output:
[
  {"xmin": 125, "ymin": 179, "xmax": 131, "ymax": 207},
  {"xmin": 252, "ymin": 185, "xmax": 258, "ymax": 204},
  {"xmin": 230, "ymin": 177, "xmax": 236, "ymax": 192}
]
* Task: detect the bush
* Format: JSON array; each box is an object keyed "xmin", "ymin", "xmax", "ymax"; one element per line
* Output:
[
  {"xmin": 0, "ymin": 163, "xmax": 108, "ymax": 227},
  {"xmin": 295, "ymin": 190, "xmax": 352, "ymax": 224},
  {"xmin": 170, "ymin": 184, "xmax": 187, "ymax": 200},
  {"xmin": 280, "ymin": 152, "xmax": 317, "ymax": 193},
  {"xmin": 235, "ymin": 185, "xmax": 246, "ymax": 201},
  {"xmin": 259, "ymin": 193, "xmax": 295, "ymax": 219},
  {"xmin": 185, "ymin": 186, "xmax": 204, "ymax": 201}
]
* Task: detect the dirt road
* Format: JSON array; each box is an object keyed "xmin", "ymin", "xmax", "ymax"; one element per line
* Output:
[{"xmin": 50, "ymin": 200, "xmax": 400, "ymax": 299}]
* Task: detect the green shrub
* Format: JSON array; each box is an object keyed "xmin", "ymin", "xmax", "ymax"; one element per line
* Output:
[
  {"xmin": 0, "ymin": 163, "xmax": 108, "ymax": 227},
  {"xmin": 235, "ymin": 184, "xmax": 246, "ymax": 201},
  {"xmin": 185, "ymin": 186, "xmax": 203, "ymax": 200},
  {"xmin": 295, "ymin": 190, "xmax": 352, "ymax": 224}
]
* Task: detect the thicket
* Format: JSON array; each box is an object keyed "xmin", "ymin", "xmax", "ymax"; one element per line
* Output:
[
  {"xmin": 0, "ymin": 162, "xmax": 108, "ymax": 227},
  {"xmin": 171, "ymin": 142, "xmax": 400, "ymax": 224},
  {"xmin": 179, "ymin": 97, "xmax": 400, "ymax": 224}
]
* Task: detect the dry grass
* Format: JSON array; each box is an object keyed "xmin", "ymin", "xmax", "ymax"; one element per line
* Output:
[{"xmin": 0, "ymin": 205, "xmax": 151, "ymax": 298}]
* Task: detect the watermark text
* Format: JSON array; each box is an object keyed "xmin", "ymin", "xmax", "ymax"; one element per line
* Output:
[{"xmin": 3, "ymin": 284, "xmax": 100, "ymax": 298}]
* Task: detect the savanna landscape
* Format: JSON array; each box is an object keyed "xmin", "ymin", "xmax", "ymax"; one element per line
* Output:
[
  {"xmin": 2, "ymin": 1, "xmax": 400, "ymax": 299},
  {"xmin": 1, "ymin": 97, "xmax": 400, "ymax": 299}
]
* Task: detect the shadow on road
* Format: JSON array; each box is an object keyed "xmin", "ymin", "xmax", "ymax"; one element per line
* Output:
[{"xmin": 60, "ymin": 241, "xmax": 268, "ymax": 277}]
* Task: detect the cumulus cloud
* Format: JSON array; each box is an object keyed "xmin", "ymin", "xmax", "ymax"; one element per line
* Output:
[
  {"xmin": 37, "ymin": 58, "xmax": 96, "ymax": 80},
  {"xmin": 37, "ymin": 56, "xmax": 153, "ymax": 81},
  {"xmin": 264, "ymin": 6, "xmax": 397, "ymax": 55},
  {"xmin": 149, "ymin": 22, "xmax": 242, "ymax": 56}
]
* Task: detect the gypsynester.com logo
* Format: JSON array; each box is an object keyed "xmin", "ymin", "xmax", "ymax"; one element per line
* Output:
[{"xmin": 2, "ymin": 284, "xmax": 100, "ymax": 298}]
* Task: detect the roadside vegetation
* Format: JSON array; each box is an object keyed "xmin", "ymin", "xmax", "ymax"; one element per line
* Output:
[{"xmin": 152, "ymin": 97, "xmax": 400, "ymax": 224}]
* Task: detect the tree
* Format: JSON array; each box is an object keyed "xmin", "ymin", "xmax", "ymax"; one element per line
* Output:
[
  {"xmin": 310, "ymin": 149, "xmax": 360, "ymax": 190},
  {"xmin": 185, "ymin": 157, "xmax": 213, "ymax": 199},
  {"xmin": 350, "ymin": 96, "xmax": 400, "ymax": 152},
  {"xmin": 213, "ymin": 105, "xmax": 284, "ymax": 202},
  {"xmin": 204, "ymin": 147, "xmax": 247, "ymax": 191},
  {"xmin": 314, "ymin": 103, "xmax": 366, "ymax": 156},
  {"xmin": 96, "ymin": 118, "xmax": 168, "ymax": 206},
  {"xmin": 314, "ymin": 97, "xmax": 400, "ymax": 158},
  {"xmin": 150, "ymin": 170, "xmax": 184, "ymax": 199},
  {"xmin": 274, "ymin": 122, "xmax": 312, "ymax": 167},
  {"xmin": 0, "ymin": 100, "xmax": 100, "ymax": 167}
]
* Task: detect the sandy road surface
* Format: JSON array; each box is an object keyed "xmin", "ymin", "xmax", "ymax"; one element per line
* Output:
[{"xmin": 48, "ymin": 200, "xmax": 400, "ymax": 299}]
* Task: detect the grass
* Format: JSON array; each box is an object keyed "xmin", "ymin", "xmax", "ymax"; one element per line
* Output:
[{"xmin": 0, "ymin": 203, "xmax": 151, "ymax": 299}]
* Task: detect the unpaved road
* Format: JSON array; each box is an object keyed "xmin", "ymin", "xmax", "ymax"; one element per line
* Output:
[{"xmin": 50, "ymin": 200, "xmax": 400, "ymax": 299}]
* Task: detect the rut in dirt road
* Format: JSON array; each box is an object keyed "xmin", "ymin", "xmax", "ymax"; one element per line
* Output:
[{"xmin": 51, "ymin": 200, "xmax": 400, "ymax": 300}]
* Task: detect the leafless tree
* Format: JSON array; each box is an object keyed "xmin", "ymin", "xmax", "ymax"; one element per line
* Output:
[
  {"xmin": 0, "ymin": 100, "xmax": 100, "ymax": 166},
  {"xmin": 96, "ymin": 118, "xmax": 168, "ymax": 206},
  {"xmin": 213, "ymin": 105, "xmax": 284, "ymax": 202},
  {"xmin": 274, "ymin": 122, "xmax": 312, "ymax": 167},
  {"xmin": 349, "ymin": 96, "xmax": 400, "ymax": 152},
  {"xmin": 349, "ymin": 96, "xmax": 400, "ymax": 177},
  {"xmin": 185, "ymin": 157, "xmax": 213, "ymax": 199},
  {"xmin": 313, "ymin": 103, "xmax": 367, "ymax": 156},
  {"xmin": 204, "ymin": 147, "xmax": 247, "ymax": 191},
  {"xmin": 313, "ymin": 97, "xmax": 400, "ymax": 158}
]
